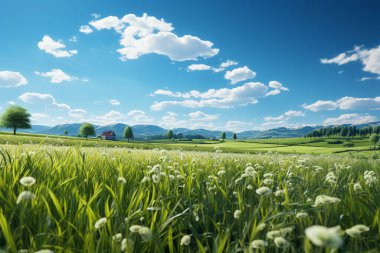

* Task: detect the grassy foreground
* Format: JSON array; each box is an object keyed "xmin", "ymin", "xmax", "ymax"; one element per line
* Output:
[{"xmin": 0, "ymin": 145, "xmax": 379, "ymax": 252}]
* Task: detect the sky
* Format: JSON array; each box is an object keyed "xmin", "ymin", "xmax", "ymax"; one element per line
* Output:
[{"xmin": 0, "ymin": 0, "xmax": 379, "ymax": 132}]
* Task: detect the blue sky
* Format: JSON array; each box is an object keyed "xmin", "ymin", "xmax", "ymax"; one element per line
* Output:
[{"xmin": 0, "ymin": 0, "xmax": 379, "ymax": 132}]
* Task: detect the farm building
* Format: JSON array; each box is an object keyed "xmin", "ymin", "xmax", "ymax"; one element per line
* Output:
[{"xmin": 101, "ymin": 131, "xmax": 116, "ymax": 140}]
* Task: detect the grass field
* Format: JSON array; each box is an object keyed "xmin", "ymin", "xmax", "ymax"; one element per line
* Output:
[
  {"xmin": 0, "ymin": 144, "xmax": 379, "ymax": 252},
  {"xmin": 0, "ymin": 132, "xmax": 377, "ymax": 155}
]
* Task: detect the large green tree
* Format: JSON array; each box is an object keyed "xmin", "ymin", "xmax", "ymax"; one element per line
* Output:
[
  {"xmin": 221, "ymin": 132, "xmax": 226, "ymax": 141},
  {"xmin": 369, "ymin": 134, "xmax": 379, "ymax": 149},
  {"xmin": 233, "ymin": 133, "xmax": 237, "ymax": 141},
  {"xmin": 0, "ymin": 105, "xmax": 31, "ymax": 135},
  {"xmin": 124, "ymin": 126, "xmax": 134, "ymax": 142},
  {"xmin": 79, "ymin": 123, "xmax": 95, "ymax": 140},
  {"xmin": 166, "ymin": 130, "xmax": 174, "ymax": 140}
]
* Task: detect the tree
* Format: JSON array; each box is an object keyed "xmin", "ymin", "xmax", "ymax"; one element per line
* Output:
[
  {"xmin": 124, "ymin": 126, "xmax": 134, "ymax": 142},
  {"xmin": 341, "ymin": 127, "xmax": 348, "ymax": 137},
  {"xmin": 64, "ymin": 130, "xmax": 68, "ymax": 137},
  {"xmin": 369, "ymin": 134, "xmax": 379, "ymax": 149},
  {"xmin": 79, "ymin": 123, "xmax": 95, "ymax": 140},
  {"xmin": 233, "ymin": 133, "xmax": 237, "ymax": 141},
  {"xmin": 0, "ymin": 105, "xmax": 31, "ymax": 135},
  {"xmin": 374, "ymin": 126, "xmax": 380, "ymax": 135},
  {"xmin": 166, "ymin": 130, "xmax": 174, "ymax": 140},
  {"xmin": 221, "ymin": 132, "xmax": 226, "ymax": 141}
]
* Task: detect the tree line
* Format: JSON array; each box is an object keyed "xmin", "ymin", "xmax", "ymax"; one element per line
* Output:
[{"xmin": 305, "ymin": 125, "xmax": 380, "ymax": 138}]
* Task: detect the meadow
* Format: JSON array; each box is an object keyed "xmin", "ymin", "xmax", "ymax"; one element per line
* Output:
[
  {"xmin": 0, "ymin": 143, "xmax": 379, "ymax": 252},
  {"xmin": 0, "ymin": 132, "xmax": 376, "ymax": 155}
]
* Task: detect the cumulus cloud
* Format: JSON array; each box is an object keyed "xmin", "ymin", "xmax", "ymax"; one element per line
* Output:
[
  {"xmin": 266, "ymin": 81, "xmax": 289, "ymax": 96},
  {"xmin": 150, "ymin": 81, "xmax": 280, "ymax": 110},
  {"xmin": 79, "ymin": 25, "xmax": 93, "ymax": 34},
  {"xmin": 304, "ymin": 96, "xmax": 380, "ymax": 111},
  {"xmin": 224, "ymin": 66, "xmax": 256, "ymax": 84},
  {"xmin": 68, "ymin": 109, "xmax": 87, "ymax": 118},
  {"xmin": 87, "ymin": 13, "xmax": 219, "ymax": 61},
  {"xmin": 18, "ymin": 92, "xmax": 71, "ymax": 110},
  {"xmin": 34, "ymin": 69, "xmax": 87, "ymax": 83},
  {"xmin": 224, "ymin": 120, "xmax": 255, "ymax": 132},
  {"xmin": 323, "ymin": 113, "xmax": 377, "ymax": 125},
  {"xmin": 109, "ymin": 99, "xmax": 120, "ymax": 105},
  {"xmin": 264, "ymin": 110, "xmax": 305, "ymax": 122},
  {"xmin": 187, "ymin": 64, "xmax": 212, "ymax": 71},
  {"xmin": 0, "ymin": 71, "xmax": 27, "ymax": 88},
  {"xmin": 126, "ymin": 110, "xmax": 154, "ymax": 124},
  {"xmin": 158, "ymin": 111, "xmax": 217, "ymax": 129},
  {"xmin": 37, "ymin": 35, "xmax": 78, "ymax": 58},
  {"xmin": 187, "ymin": 60, "xmax": 238, "ymax": 73},
  {"xmin": 321, "ymin": 45, "xmax": 380, "ymax": 78},
  {"xmin": 31, "ymin": 113, "xmax": 49, "ymax": 122}
]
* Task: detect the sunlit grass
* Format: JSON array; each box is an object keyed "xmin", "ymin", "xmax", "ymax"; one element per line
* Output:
[{"xmin": 0, "ymin": 145, "xmax": 379, "ymax": 252}]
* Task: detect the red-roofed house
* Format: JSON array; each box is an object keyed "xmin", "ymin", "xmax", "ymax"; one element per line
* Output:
[{"xmin": 101, "ymin": 131, "xmax": 116, "ymax": 140}]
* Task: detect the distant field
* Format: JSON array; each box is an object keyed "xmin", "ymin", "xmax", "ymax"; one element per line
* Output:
[{"xmin": 0, "ymin": 132, "xmax": 377, "ymax": 155}]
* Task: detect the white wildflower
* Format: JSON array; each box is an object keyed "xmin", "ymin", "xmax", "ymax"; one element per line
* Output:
[
  {"xmin": 20, "ymin": 176, "xmax": 36, "ymax": 186},
  {"xmin": 345, "ymin": 224, "xmax": 369, "ymax": 238},
  {"xmin": 180, "ymin": 235, "xmax": 191, "ymax": 246},
  {"xmin": 138, "ymin": 226, "xmax": 153, "ymax": 242},
  {"xmin": 94, "ymin": 217, "xmax": 107, "ymax": 229},
  {"xmin": 234, "ymin": 210, "xmax": 242, "ymax": 219},
  {"xmin": 17, "ymin": 191, "xmax": 35, "ymax": 204},
  {"xmin": 251, "ymin": 239, "xmax": 268, "ymax": 249},
  {"xmin": 305, "ymin": 225, "xmax": 343, "ymax": 248},
  {"xmin": 313, "ymin": 195, "xmax": 341, "ymax": 207},
  {"xmin": 274, "ymin": 237, "xmax": 289, "ymax": 248},
  {"xmin": 296, "ymin": 212, "xmax": 309, "ymax": 219},
  {"xmin": 112, "ymin": 233, "xmax": 122, "ymax": 242},
  {"xmin": 118, "ymin": 177, "xmax": 126, "ymax": 184},
  {"xmin": 256, "ymin": 186, "xmax": 272, "ymax": 196}
]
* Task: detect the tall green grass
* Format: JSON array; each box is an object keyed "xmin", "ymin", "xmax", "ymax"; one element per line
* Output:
[{"xmin": 0, "ymin": 145, "xmax": 379, "ymax": 252}]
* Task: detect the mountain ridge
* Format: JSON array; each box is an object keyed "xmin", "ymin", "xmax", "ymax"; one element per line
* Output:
[{"xmin": 1, "ymin": 121, "xmax": 379, "ymax": 139}]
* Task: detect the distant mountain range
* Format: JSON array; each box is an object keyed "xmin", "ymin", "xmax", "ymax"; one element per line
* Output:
[{"xmin": 1, "ymin": 121, "xmax": 379, "ymax": 139}]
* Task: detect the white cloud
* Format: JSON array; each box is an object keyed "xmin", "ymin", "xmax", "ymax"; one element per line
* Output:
[
  {"xmin": 0, "ymin": 71, "xmax": 27, "ymax": 88},
  {"xmin": 126, "ymin": 110, "xmax": 154, "ymax": 124},
  {"xmin": 109, "ymin": 99, "xmax": 120, "ymax": 105},
  {"xmin": 91, "ymin": 13, "xmax": 101, "ymax": 19},
  {"xmin": 34, "ymin": 69, "xmax": 87, "ymax": 83},
  {"xmin": 79, "ymin": 25, "xmax": 93, "ymax": 34},
  {"xmin": 266, "ymin": 81, "xmax": 289, "ymax": 96},
  {"xmin": 321, "ymin": 52, "xmax": 359, "ymax": 65},
  {"xmin": 303, "ymin": 100, "xmax": 338, "ymax": 112},
  {"xmin": 188, "ymin": 60, "xmax": 238, "ymax": 73},
  {"xmin": 90, "ymin": 109, "xmax": 154, "ymax": 125},
  {"xmin": 18, "ymin": 92, "xmax": 71, "ymax": 110},
  {"xmin": 224, "ymin": 120, "xmax": 255, "ymax": 132},
  {"xmin": 88, "ymin": 13, "xmax": 219, "ymax": 61},
  {"xmin": 69, "ymin": 109, "xmax": 87, "ymax": 118},
  {"xmin": 321, "ymin": 45, "xmax": 380, "ymax": 78},
  {"xmin": 31, "ymin": 113, "xmax": 49, "ymax": 122},
  {"xmin": 219, "ymin": 60, "xmax": 238, "ymax": 69},
  {"xmin": 37, "ymin": 35, "xmax": 78, "ymax": 58},
  {"xmin": 151, "ymin": 81, "xmax": 275, "ymax": 110},
  {"xmin": 8, "ymin": 101, "xmax": 16, "ymax": 105},
  {"xmin": 304, "ymin": 96, "xmax": 380, "ymax": 111},
  {"xmin": 264, "ymin": 110, "xmax": 305, "ymax": 122},
  {"xmin": 94, "ymin": 110, "xmax": 124, "ymax": 124},
  {"xmin": 90, "ymin": 16, "xmax": 125, "ymax": 31},
  {"xmin": 323, "ymin": 113, "xmax": 377, "ymax": 125},
  {"xmin": 224, "ymin": 66, "xmax": 256, "ymax": 84},
  {"xmin": 188, "ymin": 111, "xmax": 219, "ymax": 121},
  {"xmin": 69, "ymin": 36, "xmax": 78, "ymax": 42},
  {"xmin": 187, "ymin": 64, "xmax": 212, "ymax": 71},
  {"xmin": 158, "ymin": 111, "xmax": 217, "ymax": 129}
]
